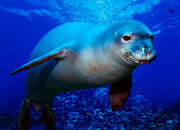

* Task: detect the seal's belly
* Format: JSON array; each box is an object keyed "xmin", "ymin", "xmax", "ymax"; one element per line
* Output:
[{"xmin": 46, "ymin": 53, "xmax": 129, "ymax": 92}]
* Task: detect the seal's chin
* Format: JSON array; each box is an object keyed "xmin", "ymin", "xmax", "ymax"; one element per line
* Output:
[{"xmin": 128, "ymin": 54, "xmax": 155, "ymax": 64}]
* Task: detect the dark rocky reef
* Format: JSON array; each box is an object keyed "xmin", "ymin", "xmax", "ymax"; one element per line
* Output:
[{"xmin": 8, "ymin": 87, "xmax": 180, "ymax": 129}]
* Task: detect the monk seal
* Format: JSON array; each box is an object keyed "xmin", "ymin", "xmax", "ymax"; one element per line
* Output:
[{"xmin": 11, "ymin": 21, "xmax": 155, "ymax": 129}]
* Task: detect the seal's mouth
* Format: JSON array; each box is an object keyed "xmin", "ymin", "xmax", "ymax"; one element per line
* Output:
[{"xmin": 128, "ymin": 53, "xmax": 155, "ymax": 64}]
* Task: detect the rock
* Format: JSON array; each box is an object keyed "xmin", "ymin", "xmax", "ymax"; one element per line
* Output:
[
  {"xmin": 9, "ymin": 89, "xmax": 180, "ymax": 129},
  {"xmin": 166, "ymin": 120, "xmax": 173, "ymax": 125}
]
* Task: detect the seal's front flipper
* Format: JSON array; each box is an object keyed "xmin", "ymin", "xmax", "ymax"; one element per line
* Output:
[
  {"xmin": 10, "ymin": 48, "xmax": 71, "ymax": 76},
  {"xmin": 18, "ymin": 98, "xmax": 31, "ymax": 130},
  {"xmin": 109, "ymin": 74, "xmax": 132, "ymax": 111},
  {"xmin": 41, "ymin": 103, "xmax": 56, "ymax": 130}
]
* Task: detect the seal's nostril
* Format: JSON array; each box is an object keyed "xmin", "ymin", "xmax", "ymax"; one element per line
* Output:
[{"xmin": 145, "ymin": 49, "xmax": 151, "ymax": 55}]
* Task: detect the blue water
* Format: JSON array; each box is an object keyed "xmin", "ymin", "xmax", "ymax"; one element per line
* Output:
[{"xmin": 0, "ymin": 0, "xmax": 180, "ymax": 129}]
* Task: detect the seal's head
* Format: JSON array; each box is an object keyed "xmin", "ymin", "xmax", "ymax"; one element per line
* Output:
[{"xmin": 112, "ymin": 20, "xmax": 155, "ymax": 66}]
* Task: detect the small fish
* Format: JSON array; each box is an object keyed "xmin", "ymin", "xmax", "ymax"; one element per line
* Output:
[{"xmin": 168, "ymin": 8, "xmax": 175, "ymax": 14}]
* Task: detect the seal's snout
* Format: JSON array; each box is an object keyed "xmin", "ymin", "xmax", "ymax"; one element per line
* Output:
[{"xmin": 130, "ymin": 45, "xmax": 155, "ymax": 64}]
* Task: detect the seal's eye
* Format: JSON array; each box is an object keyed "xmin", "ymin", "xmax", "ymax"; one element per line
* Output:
[{"xmin": 123, "ymin": 35, "xmax": 132, "ymax": 41}]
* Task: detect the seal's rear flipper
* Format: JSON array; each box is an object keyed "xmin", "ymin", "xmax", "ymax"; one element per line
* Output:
[
  {"xmin": 18, "ymin": 98, "xmax": 56, "ymax": 130},
  {"xmin": 109, "ymin": 74, "xmax": 132, "ymax": 111},
  {"xmin": 41, "ymin": 103, "xmax": 56, "ymax": 129},
  {"xmin": 10, "ymin": 48, "xmax": 71, "ymax": 76},
  {"xmin": 18, "ymin": 98, "xmax": 31, "ymax": 130}
]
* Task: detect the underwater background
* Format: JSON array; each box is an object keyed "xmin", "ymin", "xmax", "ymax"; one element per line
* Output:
[{"xmin": 0, "ymin": 0, "xmax": 180, "ymax": 129}]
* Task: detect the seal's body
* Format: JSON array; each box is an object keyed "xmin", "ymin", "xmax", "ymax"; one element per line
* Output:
[
  {"xmin": 26, "ymin": 22, "xmax": 135, "ymax": 103},
  {"xmin": 11, "ymin": 21, "xmax": 155, "ymax": 129}
]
